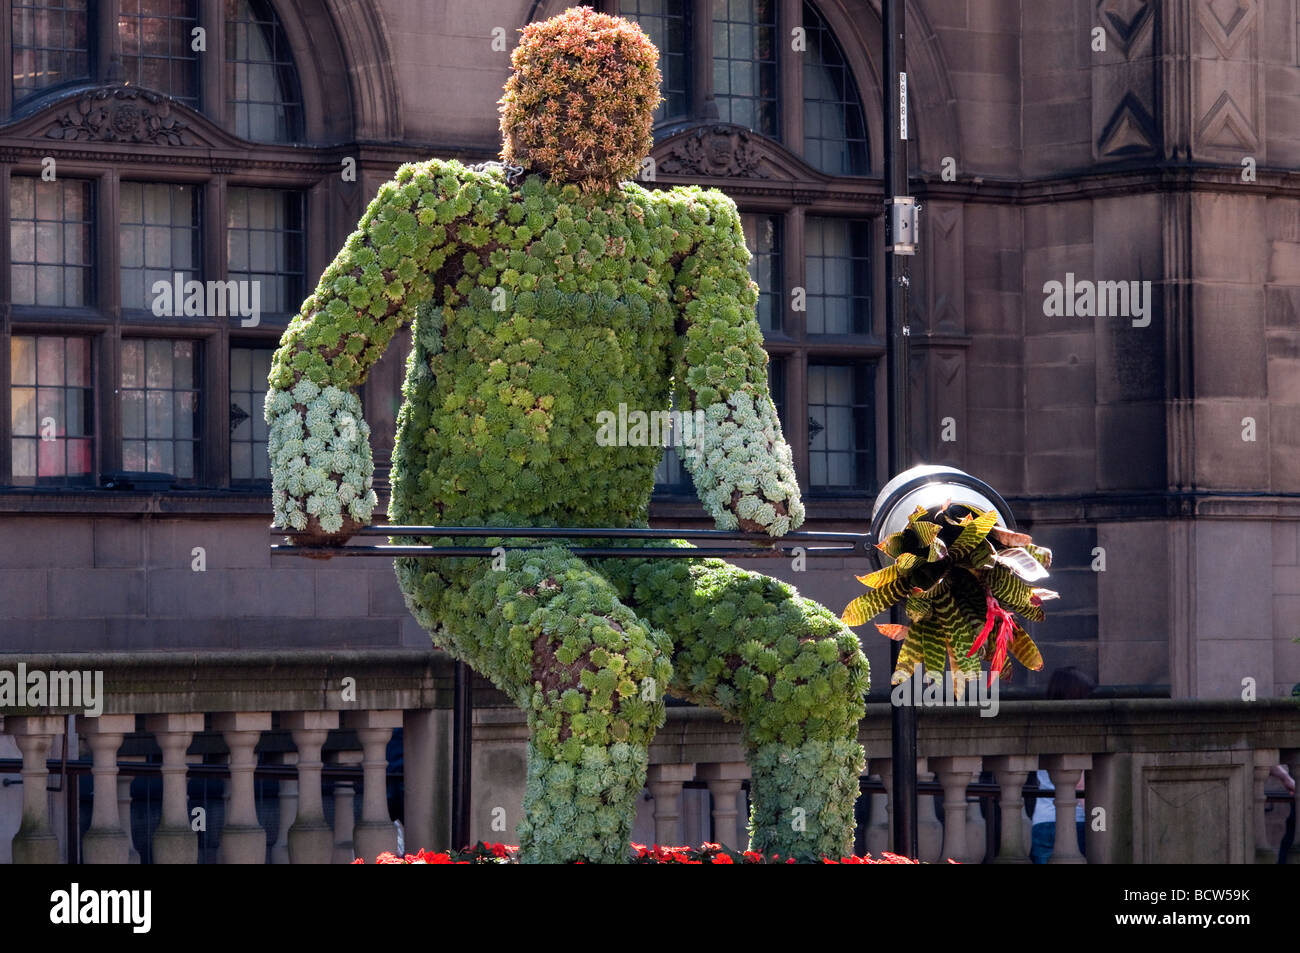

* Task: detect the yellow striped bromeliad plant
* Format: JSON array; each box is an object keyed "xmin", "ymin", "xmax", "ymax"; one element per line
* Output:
[{"xmin": 841, "ymin": 502, "xmax": 1055, "ymax": 693}]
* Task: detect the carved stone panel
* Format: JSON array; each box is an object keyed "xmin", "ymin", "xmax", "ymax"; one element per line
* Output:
[
  {"xmin": 1092, "ymin": 0, "xmax": 1160, "ymax": 160},
  {"xmin": 656, "ymin": 124, "xmax": 771, "ymax": 179},
  {"xmin": 41, "ymin": 86, "xmax": 191, "ymax": 146},
  {"xmin": 1130, "ymin": 751, "xmax": 1251, "ymax": 863},
  {"xmin": 920, "ymin": 202, "xmax": 965, "ymax": 336},
  {"xmin": 1191, "ymin": 0, "xmax": 1263, "ymax": 159}
]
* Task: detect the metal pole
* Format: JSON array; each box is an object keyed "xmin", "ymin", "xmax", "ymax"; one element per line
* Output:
[
  {"xmin": 451, "ymin": 661, "xmax": 473, "ymax": 849},
  {"xmin": 882, "ymin": 0, "xmax": 918, "ymax": 859}
]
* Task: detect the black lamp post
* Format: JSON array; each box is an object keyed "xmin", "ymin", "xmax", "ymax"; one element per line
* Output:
[{"xmin": 881, "ymin": 0, "xmax": 918, "ymax": 858}]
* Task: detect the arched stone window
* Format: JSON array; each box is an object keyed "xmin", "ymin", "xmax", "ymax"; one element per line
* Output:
[{"xmin": 801, "ymin": 1, "xmax": 867, "ymax": 176}]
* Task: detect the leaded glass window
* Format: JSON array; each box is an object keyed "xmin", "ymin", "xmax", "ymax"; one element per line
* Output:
[
  {"xmin": 225, "ymin": 0, "xmax": 303, "ymax": 142},
  {"xmin": 229, "ymin": 344, "xmax": 271, "ymax": 481},
  {"xmin": 10, "ymin": 176, "xmax": 94, "ymax": 308},
  {"xmin": 10, "ymin": 335, "xmax": 94, "ymax": 485},
  {"xmin": 804, "ymin": 216, "xmax": 870, "ymax": 335},
  {"xmin": 741, "ymin": 211, "xmax": 782, "ymax": 332},
  {"xmin": 120, "ymin": 338, "xmax": 200, "ymax": 479},
  {"xmin": 119, "ymin": 182, "xmax": 201, "ymax": 312},
  {"xmin": 226, "ymin": 187, "xmax": 305, "ymax": 316},
  {"xmin": 620, "ymin": 0, "xmax": 690, "ymax": 124},
  {"xmin": 807, "ymin": 362, "xmax": 872, "ymax": 490},
  {"xmin": 119, "ymin": 0, "xmax": 199, "ymax": 105},
  {"xmin": 712, "ymin": 0, "xmax": 778, "ymax": 136},
  {"xmin": 11, "ymin": 0, "xmax": 89, "ymax": 100},
  {"xmin": 801, "ymin": 2, "xmax": 868, "ymax": 175}
]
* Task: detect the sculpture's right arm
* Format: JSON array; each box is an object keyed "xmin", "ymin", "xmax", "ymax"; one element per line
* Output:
[{"xmin": 265, "ymin": 157, "xmax": 483, "ymax": 537}]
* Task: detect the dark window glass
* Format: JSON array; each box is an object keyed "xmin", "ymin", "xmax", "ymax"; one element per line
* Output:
[
  {"xmin": 620, "ymin": 0, "xmax": 690, "ymax": 125},
  {"xmin": 768, "ymin": 355, "xmax": 785, "ymax": 430},
  {"xmin": 802, "ymin": 1, "xmax": 868, "ymax": 175},
  {"xmin": 226, "ymin": 187, "xmax": 305, "ymax": 316},
  {"xmin": 653, "ymin": 403, "xmax": 692, "ymax": 494},
  {"xmin": 120, "ymin": 182, "xmax": 201, "ymax": 312},
  {"xmin": 807, "ymin": 361, "xmax": 873, "ymax": 491},
  {"xmin": 225, "ymin": 0, "xmax": 303, "ymax": 142},
  {"xmin": 805, "ymin": 216, "xmax": 870, "ymax": 335},
  {"xmin": 11, "ymin": 0, "xmax": 89, "ymax": 99},
  {"xmin": 119, "ymin": 0, "xmax": 199, "ymax": 105},
  {"xmin": 741, "ymin": 211, "xmax": 782, "ymax": 332},
  {"xmin": 10, "ymin": 335, "xmax": 94, "ymax": 485},
  {"xmin": 120, "ymin": 338, "xmax": 200, "ymax": 480},
  {"xmin": 229, "ymin": 345, "xmax": 272, "ymax": 481},
  {"xmin": 10, "ymin": 176, "xmax": 94, "ymax": 308},
  {"xmin": 712, "ymin": 0, "xmax": 778, "ymax": 136}
]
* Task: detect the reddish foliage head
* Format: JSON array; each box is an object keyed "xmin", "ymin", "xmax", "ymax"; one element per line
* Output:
[{"xmin": 498, "ymin": 6, "xmax": 662, "ymax": 193}]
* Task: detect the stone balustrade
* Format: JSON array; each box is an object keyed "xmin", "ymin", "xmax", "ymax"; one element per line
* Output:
[{"xmin": 0, "ymin": 652, "xmax": 1296, "ymax": 863}]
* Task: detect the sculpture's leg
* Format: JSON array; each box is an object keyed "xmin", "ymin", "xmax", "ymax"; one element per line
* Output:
[
  {"xmin": 395, "ymin": 546, "xmax": 674, "ymax": 863},
  {"xmin": 596, "ymin": 546, "xmax": 870, "ymax": 861}
]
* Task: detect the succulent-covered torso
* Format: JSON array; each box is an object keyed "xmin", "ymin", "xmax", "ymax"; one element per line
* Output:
[
  {"xmin": 267, "ymin": 158, "xmax": 802, "ymax": 539},
  {"xmin": 392, "ymin": 167, "xmax": 706, "ymax": 529}
]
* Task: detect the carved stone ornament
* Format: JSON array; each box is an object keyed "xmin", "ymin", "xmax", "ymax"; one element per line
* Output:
[
  {"xmin": 44, "ymin": 86, "xmax": 190, "ymax": 145},
  {"xmin": 658, "ymin": 124, "xmax": 770, "ymax": 178}
]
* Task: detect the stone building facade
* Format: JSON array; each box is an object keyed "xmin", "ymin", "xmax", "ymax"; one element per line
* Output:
[{"xmin": 0, "ymin": 0, "xmax": 1297, "ymax": 706}]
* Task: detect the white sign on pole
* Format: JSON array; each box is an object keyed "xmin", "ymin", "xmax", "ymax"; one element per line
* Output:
[{"xmin": 899, "ymin": 72, "xmax": 908, "ymax": 140}]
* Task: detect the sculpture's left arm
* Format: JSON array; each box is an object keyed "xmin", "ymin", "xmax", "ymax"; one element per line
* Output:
[
  {"xmin": 670, "ymin": 189, "xmax": 804, "ymax": 536},
  {"xmin": 265, "ymin": 157, "xmax": 480, "ymax": 538}
]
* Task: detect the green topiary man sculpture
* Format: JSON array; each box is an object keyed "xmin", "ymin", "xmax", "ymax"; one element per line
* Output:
[{"xmin": 266, "ymin": 6, "xmax": 869, "ymax": 863}]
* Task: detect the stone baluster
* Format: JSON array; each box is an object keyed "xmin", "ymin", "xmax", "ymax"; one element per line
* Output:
[
  {"xmin": 78, "ymin": 714, "xmax": 135, "ymax": 864},
  {"xmin": 1041, "ymin": 754, "xmax": 1092, "ymax": 864},
  {"xmin": 864, "ymin": 760, "xmax": 890, "ymax": 856},
  {"xmin": 1283, "ymin": 748, "xmax": 1300, "ymax": 865},
  {"xmin": 145, "ymin": 713, "xmax": 203, "ymax": 864},
  {"xmin": 697, "ymin": 762, "xmax": 749, "ymax": 851},
  {"xmin": 331, "ymin": 749, "xmax": 362, "ymax": 863},
  {"xmin": 931, "ymin": 756, "xmax": 982, "ymax": 864},
  {"xmin": 866, "ymin": 756, "xmax": 932, "ymax": 858},
  {"xmin": 118, "ymin": 754, "xmax": 145, "ymax": 863},
  {"xmin": 917, "ymin": 759, "xmax": 944, "ymax": 862},
  {"xmin": 966, "ymin": 790, "xmax": 988, "ymax": 863},
  {"xmin": 987, "ymin": 755, "xmax": 1036, "ymax": 863},
  {"xmin": 1255, "ymin": 748, "xmax": 1281, "ymax": 864},
  {"xmin": 271, "ymin": 751, "xmax": 297, "ymax": 864},
  {"xmin": 345, "ymin": 710, "xmax": 402, "ymax": 861},
  {"xmin": 8, "ymin": 715, "xmax": 63, "ymax": 864},
  {"xmin": 214, "ymin": 712, "xmax": 270, "ymax": 864},
  {"xmin": 646, "ymin": 763, "xmax": 696, "ymax": 847},
  {"xmin": 867, "ymin": 758, "xmax": 892, "ymax": 856},
  {"xmin": 284, "ymin": 710, "xmax": 338, "ymax": 864}
]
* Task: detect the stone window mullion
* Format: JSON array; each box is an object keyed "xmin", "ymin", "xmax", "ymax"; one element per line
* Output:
[
  {"xmin": 99, "ymin": 0, "xmax": 122, "ymax": 82},
  {"xmin": 0, "ymin": 0, "xmax": 12, "ymax": 115},
  {"xmin": 779, "ymin": 0, "xmax": 802, "ymax": 150},
  {"xmin": 689, "ymin": 0, "xmax": 715, "ymax": 121},
  {"xmin": 784, "ymin": 204, "xmax": 808, "ymax": 486},
  {"xmin": 199, "ymin": 0, "xmax": 225, "ymax": 123}
]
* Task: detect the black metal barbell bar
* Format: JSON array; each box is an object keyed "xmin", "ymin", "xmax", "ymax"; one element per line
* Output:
[{"xmin": 270, "ymin": 524, "xmax": 878, "ymax": 559}]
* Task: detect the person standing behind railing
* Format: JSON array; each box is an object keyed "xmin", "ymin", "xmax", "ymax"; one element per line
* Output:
[{"xmin": 1029, "ymin": 667, "xmax": 1096, "ymax": 864}]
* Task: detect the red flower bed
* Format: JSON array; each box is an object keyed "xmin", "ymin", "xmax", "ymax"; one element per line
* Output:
[{"xmin": 353, "ymin": 841, "xmax": 946, "ymax": 864}]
